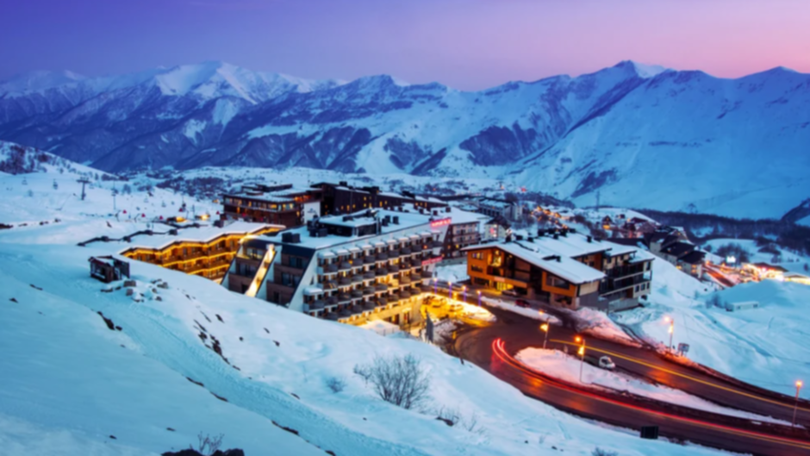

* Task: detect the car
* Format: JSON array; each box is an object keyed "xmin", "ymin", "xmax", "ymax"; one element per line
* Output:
[
  {"xmin": 515, "ymin": 299, "xmax": 531, "ymax": 308},
  {"xmin": 598, "ymin": 356, "xmax": 616, "ymax": 370},
  {"xmin": 502, "ymin": 289, "xmax": 519, "ymax": 297}
]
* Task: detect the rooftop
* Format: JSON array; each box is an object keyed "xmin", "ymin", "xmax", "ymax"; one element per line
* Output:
[
  {"xmin": 463, "ymin": 241, "xmax": 606, "ymax": 284},
  {"xmin": 118, "ymin": 221, "xmax": 278, "ymax": 252},
  {"xmin": 256, "ymin": 208, "xmax": 440, "ymax": 251}
]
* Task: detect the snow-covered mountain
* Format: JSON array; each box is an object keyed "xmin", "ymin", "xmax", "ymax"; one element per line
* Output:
[{"xmin": 1, "ymin": 61, "xmax": 808, "ymax": 218}]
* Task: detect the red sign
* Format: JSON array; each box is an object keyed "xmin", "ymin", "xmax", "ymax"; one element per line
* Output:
[
  {"xmin": 421, "ymin": 255, "xmax": 443, "ymax": 266},
  {"xmin": 430, "ymin": 218, "xmax": 452, "ymax": 228}
]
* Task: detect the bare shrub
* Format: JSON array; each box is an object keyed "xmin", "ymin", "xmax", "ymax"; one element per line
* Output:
[
  {"xmin": 436, "ymin": 406, "xmax": 460, "ymax": 426},
  {"xmin": 354, "ymin": 354, "xmax": 430, "ymax": 410},
  {"xmin": 191, "ymin": 432, "xmax": 223, "ymax": 455},
  {"xmin": 325, "ymin": 376, "xmax": 347, "ymax": 393}
]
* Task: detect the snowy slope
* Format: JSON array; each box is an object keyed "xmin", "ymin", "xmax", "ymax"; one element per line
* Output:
[
  {"xmin": 613, "ymin": 258, "xmax": 810, "ymax": 395},
  {"xmin": 0, "ymin": 243, "xmax": 726, "ymax": 456},
  {"xmin": 2, "ymin": 61, "xmax": 807, "ymax": 219}
]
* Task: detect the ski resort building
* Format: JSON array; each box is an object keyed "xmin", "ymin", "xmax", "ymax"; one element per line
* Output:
[
  {"xmin": 464, "ymin": 229, "xmax": 654, "ymax": 311},
  {"xmin": 222, "ymin": 208, "xmax": 449, "ymax": 327},
  {"xmin": 439, "ymin": 206, "xmax": 490, "ymax": 261},
  {"xmin": 120, "ymin": 222, "xmax": 282, "ymax": 282},
  {"xmin": 312, "ymin": 182, "xmax": 448, "ymax": 215},
  {"xmin": 221, "ymin": 183, "xmax": 323, "ymax": 227}
]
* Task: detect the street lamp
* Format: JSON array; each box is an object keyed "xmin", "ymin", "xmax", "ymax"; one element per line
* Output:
[
  {"xmin": 665, "ymin": 316, "xmax": 675, "ymax": 351},
  {"xmin": 462, "ymin": 286, "xmax": 467, "ymax": 303},
  {"xmin": 540, "ymin": 322, "xmax": 549, "ymax": 349},
  {"xmin": 794, "ymin": 380, "xmax": 804, "ymax": 427},
  {"xmin": 577, "ymin": 337, "xmax": 586, "ymax": 383},
  {"xmin": 477, "ymin": 290, "xmax": 482, "ymax": 307}
]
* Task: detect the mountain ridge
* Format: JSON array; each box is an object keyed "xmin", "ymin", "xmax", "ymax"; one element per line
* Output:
[{"xmin": 0, "ymin": 60, "xmax": 808, "ymax": 219}]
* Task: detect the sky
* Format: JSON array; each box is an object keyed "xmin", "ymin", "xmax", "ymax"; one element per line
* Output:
[{"xmin": 2, "ymin": 0, "xmax": 809, "ymax": 90}]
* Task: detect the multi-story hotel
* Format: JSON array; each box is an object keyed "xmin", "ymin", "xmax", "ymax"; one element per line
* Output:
[
  {"xmin": 313, "ymin": 182, "xmax": 448, "ymax": 215},
  {"xmin": 120, "ymin": 221, "xmax": 282, "ymax": 282},
  {"xmin": 221, "ymin": 184, "xmax": 323, "ymax": 227},
  {"xmin": 223, "ymin": 208, "xmax": 448, "ymax": 327},
  {"xmin": 439, "ymin": 206, "xmax": 490, "ymax": 260},
  {"xmin": 464, "ymin": 229, "xmax": 654, "ymax": 311}
]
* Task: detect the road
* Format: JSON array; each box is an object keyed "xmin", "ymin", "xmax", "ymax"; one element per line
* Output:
[
  {"xmin": 454, "ymin": 307, "xmax": 810, "ymax": 455},
  {"xmin": 703, "ymin": 264, "xmax": 736, "ymax": 288}
]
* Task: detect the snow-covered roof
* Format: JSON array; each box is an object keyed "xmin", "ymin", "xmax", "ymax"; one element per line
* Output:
[
  {"xmin": 463, "ymin": 241, "xmax": 605, "ymax": 284},
  {"xmin": 119, "ymin": 221, "xmax": 279, "ymax": 252},
  {"xmin": 257, "ymin": 208, "xmax": 438, "ymax": 251},
  {"xmin": 445, "ymin": 206, "xmax": 489, "ymax": 225}
]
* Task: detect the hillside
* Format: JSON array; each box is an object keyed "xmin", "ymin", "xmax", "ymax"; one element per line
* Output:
[
  {"xmin": 1, "ymin": 61, "xmax": 808, "ymax": 219},
  {"xmin": 0, "ymin": 159, "xmax": 723, "ymax": 455}
]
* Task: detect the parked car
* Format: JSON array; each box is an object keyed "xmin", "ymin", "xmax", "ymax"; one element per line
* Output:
[
  {"xmin": 515, "ymin": 299, "xmax": 531, "ymax": 308},
  {"xmin": 502, "ymin": 289, "xmax": 519, "ymax": 297}
]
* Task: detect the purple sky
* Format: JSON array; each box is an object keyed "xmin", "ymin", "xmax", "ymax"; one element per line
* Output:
[{"xmin": 3, "ymin": 0, "xmax": 809, "ymax": 90}]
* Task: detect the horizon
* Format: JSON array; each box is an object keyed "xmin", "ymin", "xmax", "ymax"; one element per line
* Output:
[
  {"xmin": 3, "ymin": 0, "xmax": 809, "ymax": 91},
  {"xmin": 2, "ymin": 59, "xmax": 807, "ymax": 94}
]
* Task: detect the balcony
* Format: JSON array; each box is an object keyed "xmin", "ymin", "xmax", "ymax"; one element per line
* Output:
[
  {"xmin": 431, "ymin": 241, "xmax": 443, "ymax": 248},
  {"xmin": 339, "ymin": 262, "xmax": 351, "ymax": 271},
  {"xmin": 400, "ymin": 290, "xmax": 411, "ymax": 299},
  {"xmin": 606, "ymin": 264, "xmax": 648, "ymax": 278},
  {"xmin": 420, "ymin": 283, "xmax": 431, "ymax": 292},
  {"xmin": 323, "ymin": 263, "xmax": 338, "ymax": 273},
  {"xmin": 377, "ymin": 297, "xmax": 388, "ymax": 306},
  {"xmin": 375, "ymin": 268, "xmax": 388, "ymax": 276},
  {"xmin": 338, "ymin": 293, "xmax": 352, "ymax": 304},
  {"xmin": 401, "ymin": 247, "xmax": 412, "ymax": 255},
  {"xmin": 376, "ymin": 252, "xmax": 389, "ymax": 262},
  {"xmin": 389, "ymin": 293, "xmax": 400, "ymax": 302},
  {"xmin": 351, "ymin": 289, "xmax": 363, "ymax": 299},
  {"xmin": 363, "ymin": 301, "xmax": 376, "ymax": 311},
  {"xmin": 351, "ymin": 274, "xmax": 364, "ymax": 284},
  {"xmin": 363, "ymin": 287, "xmax": 375, "ymax": 296},
  {"xmin": 400, "ymin": 275, "xmax": 412, "ymax": 285},
  {"xmin": 326, "ymin": 295, "xmax": 338, "ymax": 306},
  {"xmin": 375, "ymin": 283, "xmax": 389, "ymax": 292},
  {"xmin": 363, "ymin": 270, "xmax": 375, "ymax": 280},
  {"xmin": 338, "ymin": 276, "xmax": 352, "ymax": 286},
  {"xmin": 421, "ymin": 270, "xmax": 432, "ymax": 279},
  {"xmin": 389, "ymin": 248, "xmax": 400, "ymax": 257},
  {"xmin": 309, "ymin": 300, "xmax": 325, "ymax": 310}
]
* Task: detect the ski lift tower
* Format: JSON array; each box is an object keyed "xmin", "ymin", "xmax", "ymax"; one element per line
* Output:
[{"xmin": 77, "ymin": 177, "xmax": 91, "ymax": 201}]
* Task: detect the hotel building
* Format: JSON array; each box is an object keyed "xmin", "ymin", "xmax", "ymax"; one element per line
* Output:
[
  {"xmin": 464, "ymin": 229, "xmax": 654, "ymax": 311},
  {"xmin": 223, "ymin": 208, "xmax": 449, "ymax": 326}
]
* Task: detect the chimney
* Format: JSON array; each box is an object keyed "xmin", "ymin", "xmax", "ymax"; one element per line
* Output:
[
  {"xmin": 587, "ymin": 235, "xmax": 592, "ymax": 243},
  {"xmin": 393, "ymin": 216, "xmax": 399, "ymax": 225}
]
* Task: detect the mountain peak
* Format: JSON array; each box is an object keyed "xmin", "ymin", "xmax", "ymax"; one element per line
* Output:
[
  {"xmin": 614, "ymin": 60, "xmax": 670, "ymax": 79},
  {"xmin": 0, "ymin": 70, "xmax": 86, "ymax": 95}
]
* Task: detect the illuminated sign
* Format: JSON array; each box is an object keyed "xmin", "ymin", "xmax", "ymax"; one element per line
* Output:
[
  {"xmin": 430, "ymin": 218, "xmax": 452, "ymax": 228},
  {"xmin": 421, "ymin": 255, "xmax": 444, "ymax": 266}
]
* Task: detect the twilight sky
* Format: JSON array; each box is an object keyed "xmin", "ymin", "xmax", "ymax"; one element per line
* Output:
[{"xmin": 3, "ymin": 0, "xmax": 809, "ymax": 90}]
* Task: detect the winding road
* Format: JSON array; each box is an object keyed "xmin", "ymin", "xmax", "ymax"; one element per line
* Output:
[{"xmin": 453, "ymin": 306, "xmax": 810, "ymax": 456}]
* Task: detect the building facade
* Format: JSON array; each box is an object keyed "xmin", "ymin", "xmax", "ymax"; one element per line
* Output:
[
  {"xmin": 465, "ymin": 229, "xmax": 654, "ymax": 311},
  {"xmin": 313, "ymin": 182, "xmax": 448, "ymax": 215},
  {"xmin": 222, "ymin": 184, "xmax": 322, "ymax": 227},
  {"xmin": 223, "ymin": 208, "xmax": 449, "ymax": 327},
  {"xmin": 120, "ymin": 223, "xmax": 281, "ymax": 282}
]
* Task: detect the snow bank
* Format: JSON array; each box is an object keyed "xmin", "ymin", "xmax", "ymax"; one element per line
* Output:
[{"xmin": 516, "ymin": 349, "xmax": 789, "ymax": 425}]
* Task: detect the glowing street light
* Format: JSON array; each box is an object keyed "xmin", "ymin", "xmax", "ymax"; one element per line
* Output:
[
  {"xmin": 477, "ymin": 290, "xmax": 482, "ymax": 307},
  {"xmin": 448, "ymin": 281, "xmax": 453, "ymax": 299},
  {"xmin": 794, "ymin": 380, "xmax": 804, "ymax": 427},
  {"xmin": 576, "ymin": 336, "xmax": 586, "ymax": 383},
  {"xmin": 540, "ymin": 322, "xmax": 549, "ymax": 349},
  {"xmin": 462, "ymin": 285, "xmax": 467, "ymax": 303},
  {"xmin": 664, "ymin": 316, "xmax": 675, "ymax": 351}
]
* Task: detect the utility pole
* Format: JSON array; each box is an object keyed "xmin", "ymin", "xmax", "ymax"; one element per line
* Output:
[{"xmin": 595, "ymin": 190, "xmax": 601, "ymax": 213}]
